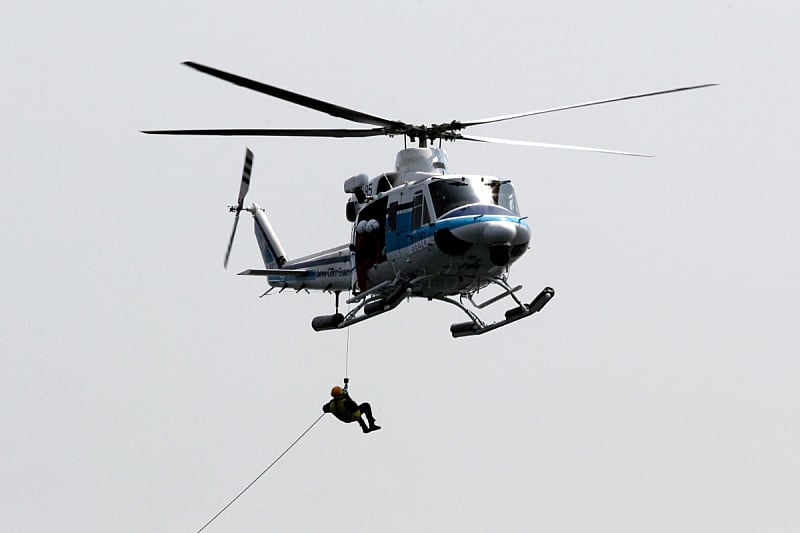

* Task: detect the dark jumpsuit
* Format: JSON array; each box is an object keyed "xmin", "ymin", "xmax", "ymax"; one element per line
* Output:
[{"xmin": 323, "ymin": 392, "xmax": 378, "ymax": 433}]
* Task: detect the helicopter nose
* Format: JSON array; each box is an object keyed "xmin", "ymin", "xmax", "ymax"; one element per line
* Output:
[
  {"xmin": 447, "ymin": 219, "xmax": 525, "ymax": 243},
  {"xmin": 481, "ymin": 220, "xmax": 530, "ymax": 248},
  {"xmin": 434, "ymin": 219, "xmax": 529, "ymax": 264},
  {"xmin": 482, "ymin": 221, "xmax": 516, "ymax": 243},
  {"xmin": 483, "ymin": 221, "xmax": 530, "ymax": 266},
  {"xmin": 489, "ymin": 244, "xmax": 511, "ymax": 266}
]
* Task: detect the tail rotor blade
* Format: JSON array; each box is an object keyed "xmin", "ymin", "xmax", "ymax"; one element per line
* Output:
[
  {"xmin": 225, "ymin": 148, "xmax": 254, "ymax": 269},
  {"xmin": 238, "ymin": 148, "xmax": 253, "ymax": 208},
  {"xmin": 224, "ymin": 211, "xmax": 241, "ymax": 269}
]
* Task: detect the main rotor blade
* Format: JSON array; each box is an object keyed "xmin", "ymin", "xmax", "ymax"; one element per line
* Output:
[
  {"xmin": 183, "ymin": 61, "xmax": 405, "ymax": 129},
  {"xmin": 141, "ymin": 127, "xmax": 388, "ymax": 138},
  {"xmin": 455, "ymin": 134, "xmax": 652, "ymax": 157},
  {"xmin": 457, "ymin": 83, "xmax": 718, "ymax": 128}
]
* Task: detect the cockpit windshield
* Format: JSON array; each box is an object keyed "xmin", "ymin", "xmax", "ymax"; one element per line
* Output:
[
  {"xmin": 428, "ymin": 179, "xmax": 483, "ymax": 217},
  {"xmin": 428, "ymin": 177, "xmax": 520, "ymax": 217}
]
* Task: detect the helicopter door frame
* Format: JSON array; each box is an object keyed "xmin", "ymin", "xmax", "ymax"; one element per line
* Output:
[
  {"xmin": 411, "ymin": 188, "xmax": 432, "ymax": 230},
  {"xmin": 352, "ymin": 196, "xmax": 389, "ymax": 291},
  {"xmin": 353, "ymin": 196, "xmax": 389, "ymax": 259},
  {"xmin": 385, "ymin": 198, "xmax": 399, "ymax": 254}
]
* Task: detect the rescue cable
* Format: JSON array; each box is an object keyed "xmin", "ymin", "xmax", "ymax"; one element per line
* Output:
[
  {"xmin": 345, "ymin": 325, "xmax": 351, "ymax": 380},
  {"xmin": 195, "ymin": 412, "xmax": 326, "ymax": 533},
  {"xmin": 344, "ymin": 299, "xmax": 353, "ymax": 381},
  {"xmin": 343, "ymin": 302, "xmax": 352, "ymax": 391}
]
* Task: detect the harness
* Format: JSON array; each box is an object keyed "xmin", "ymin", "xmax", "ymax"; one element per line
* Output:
[{"xmin": 328, "ymin": 395, "xmax": 361, "ymax": 423}]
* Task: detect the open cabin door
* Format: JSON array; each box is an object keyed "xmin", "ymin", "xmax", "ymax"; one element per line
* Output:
[{"xmin": 352, "ymin": 196, "xmax": 388, "ymax": 291}]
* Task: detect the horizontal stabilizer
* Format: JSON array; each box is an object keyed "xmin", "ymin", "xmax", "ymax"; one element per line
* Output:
[{"xmin": 238, "ymin": 268, "xmax": 311, "ymax": 277}]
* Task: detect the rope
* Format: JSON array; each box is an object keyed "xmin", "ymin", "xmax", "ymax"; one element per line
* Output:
[
  {"xmin": 344, "ymin": 297, "xmax": 353, "ymax": 382},
  {"xmin": 345, "ymin": 325, "xmax": 351, "ymax": 379},
  {"xmin": 195, "ymin": 412, "xmax": 327, "ymax": 533}
]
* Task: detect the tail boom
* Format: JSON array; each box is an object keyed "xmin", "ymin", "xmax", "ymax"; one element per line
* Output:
[
  {"xmin": 239, "ymin": 245, "xmax": 351, "ymax": 292},
  {"xmin": 250, "ymin": 204, "xmax": 287, "ymax": 268}
]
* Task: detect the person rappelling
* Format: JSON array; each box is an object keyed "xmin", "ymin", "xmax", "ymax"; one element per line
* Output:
[{"xmin": 322, "ymin": 382, "xmax": 381, "ymax": 434}]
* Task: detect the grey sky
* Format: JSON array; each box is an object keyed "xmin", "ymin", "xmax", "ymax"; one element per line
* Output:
[{"xmin": 2, "ymin": 2, "xmax": 798, "ymax": 532}]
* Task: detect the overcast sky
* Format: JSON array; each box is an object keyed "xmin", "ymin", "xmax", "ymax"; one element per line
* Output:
[{"xmin": 3, "ymin": 2, "xmax": 799, "ymax": 532}]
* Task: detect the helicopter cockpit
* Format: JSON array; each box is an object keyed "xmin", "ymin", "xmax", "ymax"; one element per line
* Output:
[{"xmin": 428, "ymin": 177, "xmax": 520, "ymax": 219}]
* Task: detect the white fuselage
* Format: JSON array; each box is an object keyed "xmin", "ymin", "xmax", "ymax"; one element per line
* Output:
[{"xmin": 259, "ymin": 148, "xmax": 531, "ymax": 297}]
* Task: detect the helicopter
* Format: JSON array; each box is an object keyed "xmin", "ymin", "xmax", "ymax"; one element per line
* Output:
[{"xmin": 144, "ymin": 61, "xmax": 715, "ymax": 337}]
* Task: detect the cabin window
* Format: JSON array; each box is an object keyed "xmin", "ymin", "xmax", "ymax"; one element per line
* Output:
[
  {"xmin": 429, "ymin": 179, "xmax": 483, "ymax": 217},
  {"xmin": 376, "ymin": 173, "xmax": 395, "ymax": 194},
  {"xmin": 411, "ymin": 191, "xmax": 429, "ymax": 229}
]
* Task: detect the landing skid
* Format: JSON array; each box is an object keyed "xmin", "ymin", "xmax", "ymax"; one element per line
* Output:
[
  {"xmin": 311, "ymin": 282, "xmax": 408, "ymax": 332},
  {"xmin": 311, "ymin": 275, "xmax": 554, "ymax": 337},
  {"xmin": 448, "ymin": 286, "xmax": 554, "ymax": 337}
]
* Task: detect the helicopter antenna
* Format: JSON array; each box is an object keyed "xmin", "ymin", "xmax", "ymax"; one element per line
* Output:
[{"xmin": 224, "ymin": 148, "xmax": 253, "ymax": 269}]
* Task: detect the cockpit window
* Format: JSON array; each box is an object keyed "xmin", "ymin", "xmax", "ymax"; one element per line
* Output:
[
  {"xmin": 411, "ymin": 190, "xmax": 430, "ymax": 229},
  {"xmin": 492, "ymin": 182, "xmax": 519, "ymax": 215},
  {"xmin": 429, "ymin": 179, "xmax": 483, "ymax": 216}
]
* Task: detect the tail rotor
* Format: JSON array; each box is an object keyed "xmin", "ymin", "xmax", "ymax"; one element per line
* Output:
[{"xmin": 224, "ymin": 148, "xmax": 253, "ymax": 269}]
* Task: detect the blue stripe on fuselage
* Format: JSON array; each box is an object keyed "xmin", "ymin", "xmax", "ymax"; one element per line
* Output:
[
  {"xmin": 288, "ymin": 255, "xmax": 350, "ymax": 270},
  {"xmin": 385, "ymin": 211, "xmax": 528, "ymax": 254},
  {"xmin": 266, "ymin": 255, "xmax": 351, "ymax": 283}
]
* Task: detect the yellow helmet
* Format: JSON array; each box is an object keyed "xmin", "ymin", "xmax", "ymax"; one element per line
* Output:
[{"xmin": 331, "ymin": 386, "xmax": 345, "ymax": 397}]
